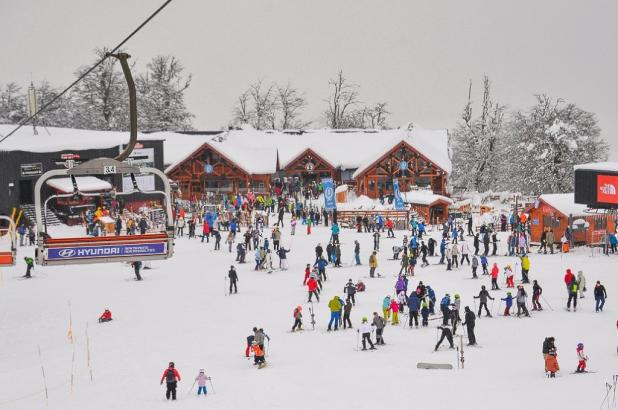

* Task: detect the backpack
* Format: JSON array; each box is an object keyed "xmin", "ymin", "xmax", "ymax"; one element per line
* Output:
[{"xmin": 166, "ymin": 368, "xmax": 176, "ymax": 383}]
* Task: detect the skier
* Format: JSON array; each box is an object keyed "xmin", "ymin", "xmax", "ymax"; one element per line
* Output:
[
  {"xmin": 490, "ymin": 262, "xmax": 500, "ymax": 290},
  {"xmin": 473, "ymin": 233, "xmax": 480, "ymax": 255},
  {"xmin": 545, "ymin": 348, "xmax": 559, "ymax": 378},
  {"xmin": 440, "ymin": 294, "xmax": 451, "ymax": 325},
  {"xmin": 354, "ymin": 240, "xmax": 361, "ymax": 265},
  {"xmin": 516, "ymin": 285, "xmax": 530, "ymax": 317},
  {"xmin": 460, "ymin": 242, "xmax": 470, "ymax": 265},
  {"xmin": 420, "ymin": 241, "xmax": 429, "ymax": 267},
  {"xmin": 382, "ymin": 295, "xmax": 391, "ymax": 322},
  {"xmin": 504, "ymin": 264, "xmax": 514, "ymax": 288},
  {"xmin": 307, "ymin": 277, "xmax": 320, "ymax": 302},
  {"xmin": 575, "ymin": 343, "xmax": 588, "ymax": 373},
  {"xmin": 532, "ymin": 280, "xmax": 543, "ymax": 311},
  {"xmin": 343, "ymin": 299, "xmax": 353, "ymax": 329},
  {"xmin": 23, "ymin": 256, "xmax": 34, "ymax": 278},
  {"xmin": 480, "ymin": 255, "xmax": 489, "ymax": 275},
  {"xmin": 254, "ymin": 328, "xmax": 270, "ymax": 357},
  {"xmin": 521, "ymin": 254, "xmax": 531, "ymax": 283},
  {"xmin": 98, "ymin": 309, "xmax": 113, "ymax": 323},
  {"xmin": 291, "ymin": 305, "xmax": 303, "ymax": 332},
  {"xmin": 567, "ymin": 280, "xmax": 579, "ymax": 312},
  {"xmin": 577, "ymin": 270, "xmax": 586, "ymax": 299},
  {"xmin": 407, "ymin": 292, "xmax": 420, "ymax": 327},
  {"xmin": 358, "ymin": 317, "xmax": 376, "ymax": 350},
  {"xmin": 369, "ymin": 251, "xmax": 378, "ymax": 278},
  {"xmin": 501, "ymin": 292, "xmax": 513, "ymax": 316},
  {"xmin": 277, "ymin": 247, "xmax": 290, "ymax": 270},
  {"xmin": 228, "ymin": 265, "xmax": 238, "ymax": 294},
  {"xmin": 426, "ymin": 285, "xmax": 436, "ymax": 315},
  {"xmin": 564, "ymin": 269, "xmax": 575, "ymax": 293},
  {"xmin": 390, "ymin": 297, "xmax": 400, "ymax": 325},
  {"xmin": 462, "ymin": 306, "xmax": 477, "ymax": 345},
  {"xmin": 474, "ymin": 286, "xmax": 494, "ymax": 317},
  {"xmin": 542, "ymin": 337, "xmax": 556, "ymax": 370},
  {"xmin": 344, "ymin": 279, "xmax": 357, "ymax": 305},
  {"xmin": 435, "ymin": 325, "xmax": 455, "ymax": 351},
  {"xmin": 373, "ymin": 230, "xmax": 380, "ymax": 251},
  {"xmin": 372, "ymin": 311, "xmax": 386, "ymax": 345},
  {"xmin": 194, "ymin": 369, "xmax": 210, "ymax": 395},
  {"xmin": 471, "ymin": 255, "xmax": 479, "ymax": 279},
  {"xmin": 160, "ymin": 362, "xmax": 181, "ymax": 401},
  {"xmin": 327, "ymin": 296, "xmax": 342, "ymax": 331},
  {"xmin": 420, "ymin": 298, "xmax": 430, "ymax": 327},
  {"xmin": 594, "ymin": 281, "xmax": 607, "ymax": 312},
  {"xmin": 251, "ymin": 341, "xmax": 266, "ymax": 368},
  {"xmin": 451, "ymin": 294, "xmax": 461, "ymax": 334}
]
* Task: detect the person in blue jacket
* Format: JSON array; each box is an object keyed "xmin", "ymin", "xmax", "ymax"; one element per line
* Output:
[
  {"xmin": 418, "ymin": 222, "xmax": 425, "ymax": 239},
  {"xmin": 426, "ymin": 285, "xmax": 436, "ymax": 314},
  {"xmin": 440, "ymin": 294, "xmax": 451, "ymax": 325},
  {"xmin": 439, "ymin": 239, "xmax": 447, "ymax": 264},
  {"xmin": 609, "ymin": 233, "xmax": 617, "ymax": 254},
  {"xmin": 331, "ymin": 223, "xmax": 340, "ymax": 244},
  {"xmin": 501, "ymin": 292, "xmax": 513, "ymax": 316},
  {"xmin": 407, "ymin": 292, "xmax": 421, "ymax": 327},
  {"xmin": 314, "ymin": 257, "xmax": 328, "ymax": 282},
  {"xmin": 480, "ymin": 255, "xmax": 489, "ymax": 275}
]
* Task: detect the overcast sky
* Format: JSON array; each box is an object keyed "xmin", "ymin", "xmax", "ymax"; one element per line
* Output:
[{"xmin": 2, "ymin": 0, "xmax": 617, "ymax": 159}]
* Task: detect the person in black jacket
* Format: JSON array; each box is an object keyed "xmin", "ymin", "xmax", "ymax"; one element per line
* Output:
[
  {"xmin": 483, "ymin": 233, "xmax": 490, "ymax": 256},
  {"xmin": 542, "ymin": 336, "xmax": 556, "ymax": 370},
  {"xmin": 435, "ymin": 325, "xmax": 454, "ymax": 350},
  {"xmin": 473, "ymin": 234, "xmax": 480, "ymax": 256},
  {"xmin": 473, "ymin": 285, "xmax": 494, "ymax": 317},
  {"xmin": 462, "ymin": 306, "xmax": 477, "ymax": 345},
  {"xmin": 343, "ymin": 299, "xmax": 353, "ymax": 329},
  {"xmin": 344, "ymin": 279, "xmax": 357, "ymax": 305},
  {"xmin": 594, "ymin": 281, "xmax": 608, "ymax": 312},
  {"xmin": 532, "ymin": 280, "xmax": 543, "ymax": 311},
  {"xmin": 228, "ymin": 266, "xmax": 238, "ymax": 294}
]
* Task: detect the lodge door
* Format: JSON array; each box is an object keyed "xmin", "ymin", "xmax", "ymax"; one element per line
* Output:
[{"xmin": 19, "ymin": 180, "xmax": 34, "ymax": 204}]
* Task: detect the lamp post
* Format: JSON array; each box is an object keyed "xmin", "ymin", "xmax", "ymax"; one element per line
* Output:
[{"xmin": 27, "ymin": 82, "xmax": 38, "ymax": 135}]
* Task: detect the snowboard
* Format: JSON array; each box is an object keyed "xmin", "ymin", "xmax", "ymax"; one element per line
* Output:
[
  {"xmin": 570, "ymin": 370, "xmax": 596, "ymax": 374},
  {"xmin": 417, "ymin": 362, "xmax": 453, "ymax": 370}
]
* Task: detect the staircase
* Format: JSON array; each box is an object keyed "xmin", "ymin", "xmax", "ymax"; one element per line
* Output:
[{"xmin": 20, "ymin": 204, "xmax": 62, "ymax": 227}]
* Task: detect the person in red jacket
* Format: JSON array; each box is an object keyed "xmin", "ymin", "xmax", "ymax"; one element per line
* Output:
[
  {"xmin": 564, "ymin": 269, "xmax": 575, "ymax": 293},
  {"xmin": 386, "ymin": 218, "xmax": 394, "ymax": 238},
  {"xmin": 303, "ymin": 264, "xmax": 310, "ymax": 285},
  {"xmin": 160, "ymin": 362, "xmax": 181, "ymax": 400},
  {"xmin": 307, "ymin": 277, "xmax": 320, "ymax": 302},
  {"xmin": 98, "ymin": 309, "xmax": 112, "ymax": 323},
  {"xmin": 491, "ymin": 263, "xmax": 500, "ymax": 290}
]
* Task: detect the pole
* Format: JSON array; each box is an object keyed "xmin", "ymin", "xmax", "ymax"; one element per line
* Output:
[
  {"xmin": 38, "ymin": 345, "xmax": 49, "ymax": 406},
  {"xmin": 86, "ymin": 323, "xmax": 93, "ymax": 382},
  {"xmin": 540, "ymin": 294, "xmax": 554, "ymax": 311},
  {"xmin": 186, "ymin": 380, "xmax": 196, "ymax": 397},
  {"xmin": 224, "ymin": 276, "xmax": 228, "ymax": 296},
  {"xmin": 356, "ymin": 330, "xmax": 360, "ymax": 351},
  {"xmin": 67, "ymin": 300, "xmax": 74, "ymax": 344},
  {"xmin": 208, "ymin": 377, "xmax": 216, "ymax": 394}
]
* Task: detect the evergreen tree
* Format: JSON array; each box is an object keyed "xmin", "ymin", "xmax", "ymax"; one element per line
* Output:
[{"xmin": 0, "ymin": 83, "xmax": 26, "ymax": 124}]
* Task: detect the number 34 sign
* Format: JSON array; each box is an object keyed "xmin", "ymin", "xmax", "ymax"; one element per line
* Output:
[{"xmin": 103, "ymin": 165, "xmax": 117, "ymax": 174}]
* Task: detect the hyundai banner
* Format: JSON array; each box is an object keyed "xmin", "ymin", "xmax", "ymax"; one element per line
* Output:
[
  {"xmin": 46, "ymin": 242, "xmax": 166, "ymax": 261},
  {"xmin": 322, "ymin": 178, "xmax": 336, "ymax": 211},
  {"xmin": 393, "ymin": 178, "xmax": 405, "ymax": 210}
]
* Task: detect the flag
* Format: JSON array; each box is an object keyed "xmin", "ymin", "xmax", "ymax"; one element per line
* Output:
[
  {"xmin": 393, "ymin": 179, "xmax": 405, "ymax": 210},
  {"xmin": 322, "ymin": 178, "xmax": 336, "ymax": 211}
]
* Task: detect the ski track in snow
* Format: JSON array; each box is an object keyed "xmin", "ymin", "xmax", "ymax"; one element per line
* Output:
[{"xmin": 0, "ymin": 217, "xmax": 616, "ymax": 410}]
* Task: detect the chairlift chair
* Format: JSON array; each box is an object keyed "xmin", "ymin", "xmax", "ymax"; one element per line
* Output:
[{"xmin": 0, "ymin": 216, "xmax": 17, "ymax": 266}]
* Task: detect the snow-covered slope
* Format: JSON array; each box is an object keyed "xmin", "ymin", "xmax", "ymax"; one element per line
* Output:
[{"xmin": 0, "ymin": 217, "xmax": 615, "ymax": 410}]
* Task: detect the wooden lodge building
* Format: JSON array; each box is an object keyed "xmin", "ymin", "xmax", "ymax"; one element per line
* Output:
[{"xmin": 164, "ymin": 127, "xmax": 451, "ymax": 202}]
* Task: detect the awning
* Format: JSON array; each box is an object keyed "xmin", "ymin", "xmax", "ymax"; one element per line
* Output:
[{"xmin": 47, "ymin": 176, "xmax": 113, "ymax": 193}]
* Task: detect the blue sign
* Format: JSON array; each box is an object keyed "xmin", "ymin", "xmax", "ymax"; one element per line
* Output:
[
  {"xmin": 204, "ymin": 164, "xmax": 214, "ymax": 174},
  {"xmin": 46, "ymin": 242, "xmax": 166, "ymax": 261},
  {"xmin": 393, "ymin": 178, "xmax": 405, "ymax": 210},
  {"xmin": 399, "ymin": 160, "xmax": 408, "ymax": 171},
  {"xmin": 322, "ymin": 178, "xmax": 336, "ymax": 211}
]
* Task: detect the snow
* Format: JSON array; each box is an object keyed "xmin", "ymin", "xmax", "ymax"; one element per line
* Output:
[
  {"xmin": 47, "ymin": 176, "xmax": 112, "ymax": 193},
  {"xmin": 401, "ymin": 190, "xmax": 453, "ymax": 206},
  {"xmin": 2, "ymin": 213, "xmax": 618, "ymax": 410},
  {"xmin": 334, "ymin": 184, "xmax": 348, "ymax": 194},
  {"xmin": 574, "ymin": 162, "xmax": 618, "ymax": 173},
  {"xmin": 539, "ymin": 193, "xmax": 590, "ymax": 217}
]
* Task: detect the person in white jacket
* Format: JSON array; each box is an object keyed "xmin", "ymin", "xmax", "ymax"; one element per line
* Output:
[
  {"xmin": 358, "ymin": 317, "xmax": 376, "ymax": 350},
  {"xmin": 460, "ymin": 242, "xmax": 471, "ymax": 265},
  {"xmin": 577, "ymin": 270, "xmax": 586, "ymax": 299}
]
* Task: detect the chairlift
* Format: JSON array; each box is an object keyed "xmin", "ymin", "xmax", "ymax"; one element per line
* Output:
[
  {"xmin": 0, "ymin": 216, "xmax": 17, "ymax": 266},
  {"xmin": 33, "ymin": 53, "xmax": 175, "ymax": 266}
]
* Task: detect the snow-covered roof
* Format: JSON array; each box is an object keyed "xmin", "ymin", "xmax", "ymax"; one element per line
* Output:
[
  {"xmin": 164, "ymin": 127, "xmax": 451, "ymax": 176},
  {"xmin": 46, "ymin": 176, "xmax": 112, "ymax": 193},
  {"xmin": 539, "ymin": 193, "xmax": 589, "ymax": 217},
  {"xmin": 574, "ymin": 162, "xmax": 618, "ymax": 173},
  {"xmin": 401, "ymin": 190, "xmax": 453, "ymax": 206}
]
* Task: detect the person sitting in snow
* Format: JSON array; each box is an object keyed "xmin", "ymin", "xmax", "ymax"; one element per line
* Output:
[
  {"xmin": 98, "ymin": 309, "xmax": 113, "ymax": 323},
  {"xmin": 545, "ymin": 348, "xmax": 559, "ymax": 378}
]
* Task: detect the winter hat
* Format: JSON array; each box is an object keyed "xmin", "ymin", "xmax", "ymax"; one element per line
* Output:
[
  {"xmin": 199, "ymin": 369, "xmax": 205, "ymax": 373},
  {"xmin": 362, "ymin": 317, "xmax": 368, "ymax": 322},
  {"xmin": 577, "ymin": 343, "xmax": 583, "ymax": 348}
]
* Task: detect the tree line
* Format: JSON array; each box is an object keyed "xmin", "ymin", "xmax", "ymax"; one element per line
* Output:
[{"xmin": 0, "ymin": 48, "xmax": 194, "ymax": 132}]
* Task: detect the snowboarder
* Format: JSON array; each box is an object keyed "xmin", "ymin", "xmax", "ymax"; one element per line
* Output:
[
  {"xmin": 160, "ymin": 362, "xmax": 181, "ymax": 400},
  {"xmin": 358, "ymin": 317, "xmax": 376, "ymax": 350},
  {"xmin": 435, "ymin": 325, "xmax": 454, "ymax": 350},
  {"xmin": 501, "ymin": 292, "xmax": 513, "ymax": 316},
  {"xmin": 594, "ymin": 281, "xmax": 607, "ymax": 312},
  {"xmin": 98, "ymin": 309, "xmax": 113, "ymax": 323},
  {"xmin": 532, "ymin": 280, "xmax": 543, "ymax": 311},
  {"xmin": 228, "ymin": 265, "xmax": 238, "ymax": 294},
  {"xmin": 194, "ymin": 369, "xmax": 210, "ymax": 395},
  {"xmin": 23, "ymin": 256, "xmax": 34, "ymax": 278},
  {"xmin": 575, "ymin": 343, "xmax": 588, "ymax": 373},
  {"xmin": 474, "ymin": 286, "xmax": 494, "ymax": 317},
  {"xmin": 291, "ymin": 306, "xmax": 303, "ymax": 332},
  {"xmin": 462, "ymin": 306, "xmax": 476, "ymax": 345},
  {"xmin": 372, "ymin": 312, "xmax": 386, "ymax": 345}
]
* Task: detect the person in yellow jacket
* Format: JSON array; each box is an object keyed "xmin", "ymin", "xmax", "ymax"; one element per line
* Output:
[
  {"xmin": 327, "ymin": 296, "xmax": 342, "ymax": 331},
  {"xmin": 520, "ymin": 254, "xmax": 531, "ymax": 283},
  {"xmin": 369, "ymin": 251, "xmax": 379, "ymax": 278}
]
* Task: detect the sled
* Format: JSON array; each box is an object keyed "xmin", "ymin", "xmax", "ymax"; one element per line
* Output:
[{"xmin": 416, "ymin": 362, "xmax": 453, "ymax": 370}]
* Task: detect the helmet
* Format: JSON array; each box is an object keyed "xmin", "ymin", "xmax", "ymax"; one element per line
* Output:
[
  {"xmin": 199, "ymin": 368, "xmax": 205, "ymax": 373},
  {"xmin": 454, "ymin": 294, "xmax": 460, "ymax": 299},
  {"xmin": 507, "ymin": 292, "xmax": 512, "ymax": 296},
  {"xmin": 577, "ymin": 343, "xmax": 584, "ymax": 348},
  {"xmin": 481, "ymin": 285, "xmax": 486, "ymax": 289},
  {"xmin": 362, "ymin": 317, "xmax": 368, "ymax": 322}
]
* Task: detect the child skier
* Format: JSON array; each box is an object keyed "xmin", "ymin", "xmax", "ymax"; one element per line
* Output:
[
  {"xmin": 251, "ymin": 341, "xmax": 266, "ymax": 368},
  {"xmin": 501, "ymin": 292, "xmax": 513, "ymax": 316},
  {"xmin": 390, "ymin": 298, "xmax": 399, "ymax": 325},
  {"xmin": 504, "ymin": 265, "xmax": 514, "ymax": 288},
  {"xmin": 420, "ymin": 298, "xmax": 429, "ymax": 327},
  {"xmin": 194, "ymin": 369, "xmax": 210, "ymax": 395},
  {"xmin": 291, "ymin": 305, "xmax": 303, "ymax": 332},
  {"xmin": 575, "ymin": 343, "xmax": 588, "ymax": 373},
  {"xmin": 545, "ymin": 348, "xmax": 559, "ymax": 378},
  {"xmin": 382, "ymin": 296, "xmax": 391, "ymax": 322}
]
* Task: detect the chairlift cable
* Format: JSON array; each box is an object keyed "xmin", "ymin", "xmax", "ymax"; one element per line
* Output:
[{"xmin": 0, "ymin": 0, "xmax": 174, "ymax": 145}]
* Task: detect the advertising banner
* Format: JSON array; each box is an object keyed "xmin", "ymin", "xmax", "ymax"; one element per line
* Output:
[
  {"xmin": 597, "ymin": 174, "xmax": 618, "ymax": 205},
  {"xmin": 322, "ymin": 178, "xmax": 336, "ymax": 210},
  {"xmin": 393, "ymin": 178, "xmax": 405, "ymax": 210},
  {"xmin": 46, "ymin": 242, "xmax": 166, "ymax": 261}
]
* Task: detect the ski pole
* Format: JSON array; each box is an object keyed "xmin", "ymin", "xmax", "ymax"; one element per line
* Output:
[
  {"xmin": 224, "ymin": 276, "xmax": 228, "ymax": 296},
  {"xmin": 540, "ymin": 295, "xmax": 554, "ymax": 311},
  {"xmin": 356, "ymin": 330, "xmax": 360, "ymax": 351},
  {"xmin": 208, "ymin": 377, "xmax": 216, "ymax": 394},
  {"xmin": 186, "ymin": 379, "xmax": 196, "ymax": 397}
]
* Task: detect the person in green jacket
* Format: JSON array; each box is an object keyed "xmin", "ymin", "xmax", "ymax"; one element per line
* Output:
[
  {"xmin": 327, "ymin": 296, "xmax": 342, "ymax": 331},
  {"xmin": 23, "ymin": 256, "xmax": 34, "ymax": 278},
  {"xmin": 567, "ymin": 281, "xmax": 579, "ymax": 312},
  {"xmin": 520, "ymin": 254, "xmax": 530, "ymax": 284}
]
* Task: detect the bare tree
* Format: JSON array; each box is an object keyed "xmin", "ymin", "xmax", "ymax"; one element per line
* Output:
[
  {"xmin": 366, "ymin": 102, "xmax": 390, "ymax": 129},
  {"xmin": 324, "ymin": 70, "xmax": 360, "ymax": 129},
  {"xmin": 232, "ymin": 90, "xmax": 253, "ymax": 126},
  {"xmin": 248, "ymin": 80, "xmax": 277, "ymax": 130},
  {"xmin": 277, "ymin": 83, "xmax": 309, "ymax": 129}
]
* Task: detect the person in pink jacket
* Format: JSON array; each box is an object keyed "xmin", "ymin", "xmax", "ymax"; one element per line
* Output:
[
  {"xmin": 390, "ymin": 298, "xmax": 400, "ymax": 325},
  {"xmin": 195, "ymin": 369, "xmax": 210, "ymax": 395}
]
